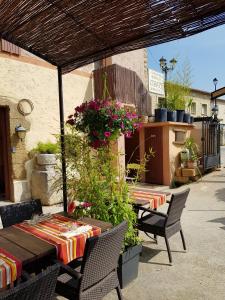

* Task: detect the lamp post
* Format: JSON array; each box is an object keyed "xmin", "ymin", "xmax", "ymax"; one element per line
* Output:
[
  {"xmin": 159, "ymin": 56, "xmax": 177, "ymax": 103},
  {"xmin": 212, "ymin": 78, "xmax": 218, "ymax": 120}
]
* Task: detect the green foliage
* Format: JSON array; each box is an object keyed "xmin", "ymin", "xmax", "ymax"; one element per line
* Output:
[
  {"xmin": 32, "ymin": 141, "xmax": 59, "ymax": 154},
  {"xmin": 166, "ymin": 60, "xmax": 192, "ymax": 111},
  {"xmin": 184, "ymin": 137, "xmax": 199, "ymax": 161},
  {"xmin": 63, "ymin": 126, "xmax": 141, "ymax": 249}
]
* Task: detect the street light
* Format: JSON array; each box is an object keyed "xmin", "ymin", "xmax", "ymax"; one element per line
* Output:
[
  {"xmin": 159, "ymin": 56, "xmax": 177, "ymax": 101},
  {"xmin": 213, "ymin": 78, "xmax": 218, "ymax": 91},
  {"xmin": 212, "ymin": 78, "xmax": 219, "ymax": 120}
]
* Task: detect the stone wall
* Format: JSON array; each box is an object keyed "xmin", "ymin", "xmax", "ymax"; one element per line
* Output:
[
  {"xmin": 0, "ymin": 54, "xmax": 93, "ymax": 201},
  {"xmin": 112, "ymin": 49, "xmax": 148, "ymax": 89}
]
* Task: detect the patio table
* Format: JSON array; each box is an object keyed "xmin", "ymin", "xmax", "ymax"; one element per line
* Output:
[
  {"xmin": 0, "ymin": 214, "xmax": 112, "ymax": 273},
  {"xmin": 131, "ymin": 188, "xmax": 170, "ymax": 209}
]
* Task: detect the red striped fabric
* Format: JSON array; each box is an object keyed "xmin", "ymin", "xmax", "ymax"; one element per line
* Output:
[
  {"xmin": 0, "ymin": 248, "xmax": 22, "ymax": 288},
  {"xmin": 131, "ymin": 190, "xmax": 166, "ymax": 209},
  {"xmin": 14, "ymin": 214, "xmax": 101, "ymax": 264}
]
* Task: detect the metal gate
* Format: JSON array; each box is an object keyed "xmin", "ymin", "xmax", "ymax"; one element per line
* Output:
[{"xmin": 194, "ymin": 117, "xmax": 221, "ymax": 171}]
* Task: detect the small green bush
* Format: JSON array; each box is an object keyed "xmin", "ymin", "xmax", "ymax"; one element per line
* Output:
[{"xmin": 33, "ymin": 141, "xmax": 59, "ymax": 154}]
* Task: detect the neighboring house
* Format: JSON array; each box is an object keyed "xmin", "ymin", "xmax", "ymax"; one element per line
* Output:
[
  {"xmin": 0, "ymin": 39, "xmax": 148, "ymax": 202},
  {"xmin": 148, "ymin": 69, "xmax": 225, "ymax": 122}
]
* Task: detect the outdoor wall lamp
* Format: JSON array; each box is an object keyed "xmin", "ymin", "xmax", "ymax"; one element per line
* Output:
[{"xmin": 15, "ymin": 124, "xmax": 26, "ymax": 141}]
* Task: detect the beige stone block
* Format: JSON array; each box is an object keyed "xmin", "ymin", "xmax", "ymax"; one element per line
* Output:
[
  {"xmin": 13, "ymin": 180, "xmax": 31, "ymax": 202},
  {"xmin": 13, "ymin": 164, "xmax": 26, "ymax": 179},
  {"xmin": 31, "ymin": 170, "xmax": 62, "ymax": 205}
]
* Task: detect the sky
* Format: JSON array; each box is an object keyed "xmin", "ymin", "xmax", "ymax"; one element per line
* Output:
[{"xmin": 147, "ymin": 24, "xmax": 225, "ymax": 93}]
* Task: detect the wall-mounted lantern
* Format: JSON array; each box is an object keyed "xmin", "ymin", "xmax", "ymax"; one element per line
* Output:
[{"xmin": 15, "ymin": 125, "xmax": 26, "ymax": 141}]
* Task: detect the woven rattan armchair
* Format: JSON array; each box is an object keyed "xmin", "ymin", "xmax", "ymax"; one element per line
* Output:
[
  {"xmin": 0, "ymin": 264, "xmax": 60, "ymax": 300},
  {"xmin": 56, "ymin": 221, "xmax": 127, "ymax": 300},
  {"xmin": 137, "ymin": 188, "xmax": 190, "ymax": 264},
  {"xmin": 0, "ymin": 199, "xmax": 42, "ymax": 228}
]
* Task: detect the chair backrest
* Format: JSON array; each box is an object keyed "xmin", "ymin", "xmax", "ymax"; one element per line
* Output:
[
  {"xmin": 0, "ymin": 199, "xmax": 42, "ymax": 228},
  {"xmin": 0, "ymin": 264, "xmax": 60, "ymax": 300},
  {"xmin": 79, "ymin": 221, "xmax": 127, "ymax": 292},
  {"xmin": 165, "ymin": 188, "xmax": 190, "ymax": 227}
]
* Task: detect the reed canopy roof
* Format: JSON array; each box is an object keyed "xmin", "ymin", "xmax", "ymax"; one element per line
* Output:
[{"xmin": 1, "ymin": 0, "xmax": 225, "ymax": 74}]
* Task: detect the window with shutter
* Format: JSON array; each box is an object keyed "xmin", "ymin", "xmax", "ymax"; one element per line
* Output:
[{"xmin": 1, "ymin": 39, "xmax": 21, "ymax": 55}]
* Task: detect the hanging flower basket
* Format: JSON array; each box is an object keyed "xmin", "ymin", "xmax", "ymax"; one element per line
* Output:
[{"xmin": 67, "ymin": 99, "xmax": 140, "ymax": 149}]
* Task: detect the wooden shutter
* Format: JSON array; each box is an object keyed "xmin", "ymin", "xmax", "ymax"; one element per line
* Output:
[{"xmin": 1, "ymin": 39, "xmax": 21, "ymax": 55}]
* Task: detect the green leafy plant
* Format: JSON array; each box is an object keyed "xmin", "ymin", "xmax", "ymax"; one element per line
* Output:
[
  {"xmin": 32, "ymin": 141, "xmax": 59, "ymax": 154},
  {"xmin": 184, "ymin": 137, "xmax": 199, "ymax": 161},
  {"xmin": 166, "ymin": 60, "xmax": 192, "ymax": 110},
  {"xmin": 62, "ymin": 126, "xmax": 140, "ymax": 249}
]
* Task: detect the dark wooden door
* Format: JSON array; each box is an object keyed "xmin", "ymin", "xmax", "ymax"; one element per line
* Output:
[
  {"xmin": 145, "ymin": 127, "xmax": 163, "ymax": 184},
  {"xmin": 0, "ymin": 107, "xmax": 12, "ymax": 200}
]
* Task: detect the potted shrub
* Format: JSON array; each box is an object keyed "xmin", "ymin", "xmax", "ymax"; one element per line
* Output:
[
  {"xmin": 155, "ymin": 99, "xmax": 167, "ymax": 122},
  {"xmin": 166, "ymin": 96, "xmax": 177, "ymax": 122},
  {"xmin": 63, "ymin": 122, "xmax": 142, "ymax": 289},
  {"xmin": 32, "ymin": 141, "xmax": 58, "ymax": 165}
]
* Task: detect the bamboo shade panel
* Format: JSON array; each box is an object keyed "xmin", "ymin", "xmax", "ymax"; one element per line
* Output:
[
  {"xmin": 94, "ymin": 64, "xmax": 151, "ymax": 115},
  {"xmin": 0, "ymin": 1, "xmax": 225, "ymax": 73}
]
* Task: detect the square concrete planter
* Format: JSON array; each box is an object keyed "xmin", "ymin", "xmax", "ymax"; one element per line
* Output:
[{"xmin": 117, "ymin": 244, "xmax": 142, "ymax": 289}]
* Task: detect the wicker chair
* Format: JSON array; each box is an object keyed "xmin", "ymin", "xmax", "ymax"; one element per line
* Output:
[
  {"xmin": 0, "ymin": 199, "xmax": 42, "ymax": 228},
  {"xmin": 137, "ymin": 188, "xmax": 190, "ymax": 264},
  {"xmin": 56, "ymin": 221, "xmax": 127, "ymax": 300},
  {"xmin": 0, "ymin": 264, "xmax": 60, "ymax": 300}
]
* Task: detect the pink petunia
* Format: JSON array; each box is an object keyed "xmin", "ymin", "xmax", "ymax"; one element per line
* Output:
[
  {"xmin": 104, "ymin": 131, "xmax": 111, "ymax": 138},
  {"xmin": 125, "ymin": 131, "xmax": 132, "ymax": 138}
]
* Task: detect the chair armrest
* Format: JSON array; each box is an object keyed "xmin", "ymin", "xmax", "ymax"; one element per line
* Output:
[
  {"xmin": 52, "ymin": 259, "xmax": 82, "ymax": 280},
  {"xmin": 138, "ymin": 206, "xmax": 168, "ymax": 218},
  {"xmin": 21, "ymin": 271, "xmax": 30, "ymax": 281}
]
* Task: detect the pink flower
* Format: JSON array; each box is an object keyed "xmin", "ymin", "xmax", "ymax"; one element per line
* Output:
[
  {"xmin": 111, "ymin": 115, "xmax": 118, "ymax": 120},
  {"xmin": 104, "ymin": 131, "xmax": 111, "ymax": 138},
  {"xmin": 66, "ymin": 118, "xmax": 75, "ymax": 126},
  {"xmin": 75, "ymin": 103, "xmax": 86, "ymax": 113},
  {"xmin": 121, "ymin": 122, "xmax": 125, "ymax": 130},
  {"xmin": 125, "ymin": 131, "xmax": 132, "ymax": 138},
  {"xmin": 88, "ymin": 100, "xmax": 100, "ymax": 111}
]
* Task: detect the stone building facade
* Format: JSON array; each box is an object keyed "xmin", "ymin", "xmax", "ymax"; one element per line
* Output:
[{"xmin": 0, "ymin": 41, "xmax": 148, "ymax": 203}]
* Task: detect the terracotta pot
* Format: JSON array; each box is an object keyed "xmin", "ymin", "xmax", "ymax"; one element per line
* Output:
[{"xmin": 187, "ymin": 160, "xmax": 197, "ymax": 168}]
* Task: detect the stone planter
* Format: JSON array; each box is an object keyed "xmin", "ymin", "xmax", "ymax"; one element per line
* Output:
[{"xmin": 36, "ymin": 153, "xmax": 57, "ymax": 166}]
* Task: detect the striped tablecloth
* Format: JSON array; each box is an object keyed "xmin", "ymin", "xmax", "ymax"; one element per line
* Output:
[
  {"xmin": 0, "ymin": 248, "xmax": 22, "ymax": 288},
  {"xmin": 131, "ymin": 190, "xmax": 167, "ymax": 209},
  {"xmin": 14, "ymin": 214, "xmax": 101, "ymax": 264}
]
